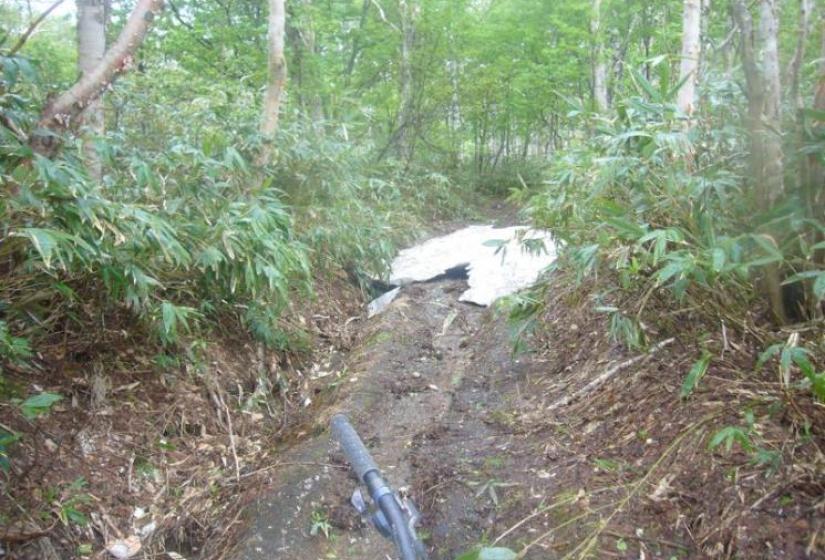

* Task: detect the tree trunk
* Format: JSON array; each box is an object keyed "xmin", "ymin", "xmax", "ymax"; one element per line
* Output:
[
  {"xmin": 591, "ymin": 0, "xmax": 608, "ymax": 112},
  {"xmin": 258, "ymin": 0, "xmax": 287, "ymax": 166},
  {"xmin": 807, "ymin": 21, "xmax": 825, "ymax": 272},
  {"xmin": 448, "ymin": 51, "xmax": 461, "ymax": 160},
  {"xmin": 757, "ymin": 0, "xmax": 783, "ymax": 210},
  {"xmin": 344, "ymin": 0, "xmax": 370, "ymax": 81},
  {"xmin": 787, "ymin": 0, "xmax": 813, "ymax": 110},
  {"xmin": 676, "ymin": 0, "xmax": 701, "ymax": 117},
  {"xmin": 397, "ymin": 0, "xmax": 418, "ymax": 164},
  {"xmin": 292, "ymin": 0, "xmax": 323, "ymax": 131},
  {"xmin": 76, "ymin": 0, "xmax": 107, "ymax": 179},
  {"xmin": 733, "ymin": 0, "xmax": 787, "ymax": 323},
  {"xmin": 36, "ymin": 0, "xmax": 164, "ymax": 146}
]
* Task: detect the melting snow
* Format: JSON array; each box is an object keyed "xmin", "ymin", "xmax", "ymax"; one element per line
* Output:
[{"xmin": 385, "ymin": 225, "xmax": 556, "ymax": 307}]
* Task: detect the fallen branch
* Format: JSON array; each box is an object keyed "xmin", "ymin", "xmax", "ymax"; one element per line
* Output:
[
  {"xmin": 0, "ymin": 522, "xmax": 54, "ymax": 544},
  {"xmin": 546, "ymin": 338, "xmax": 675, "ymax": 411},
  {"xmin": 224, "ymin": 400, "xmax": 241, "ymax": 483}
]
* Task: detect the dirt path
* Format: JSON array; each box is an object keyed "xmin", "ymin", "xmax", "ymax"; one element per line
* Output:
[
  {"xmin": 236, "ymin": 274, "xmax": 502, "ymax": 559},
  {"xmin": 233, "ymin": 222, "xmax": 824, "ymax": 560}
]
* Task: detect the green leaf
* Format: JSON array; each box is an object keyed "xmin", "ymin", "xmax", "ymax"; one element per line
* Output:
[
  {"xmin": 709, "ymin": 426, "xmax": 753, "ymax": 453},
  {"xmin": 0, "ymin": 430, "xmax": 20, "ymax": 473},
  {"xmin": 605, "ymin": 217, "xmax": 647, "ymax": 240},
  {"xmin": 656, "ymin": 260, "xmax": 686, "ymax": 286},
  {"xmin": 757, "ymin": 344, "xmax": 782, "ymax": 370},
  {"xmin": 815, "ymin": 274, "xmax": 825, "ymax": 302},
  {"xmin": 20, "ymin": 392, "xmax": 63, "ymax": 419},
  {"xmin": 161, "ymin": 302, "xmax": 178, "ymax": 337},
  {"xmin": 631, "ymin": 67, "xmax": 661, "ymax": 103},
  {"xmin": 680, "ymin": 352, "xmax": 712, "ymax": 398},
  {"xmin": 16, "ymin": 228, "xmax": 62, "ymax": 269},
  {"xmin": 747, "ymin": 235, "xmax": 783, "ymax": 267},
  {"xmin": 711, "ymin": 248, "xmax": 726, "ymax": 273}
]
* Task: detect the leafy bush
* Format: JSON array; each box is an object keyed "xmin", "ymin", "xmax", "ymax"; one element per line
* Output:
[
  {"xmin": 511, "ymin": 66, "xmax": 824, "ymax": 403},
  {"xmin": 466, "ymin": 158, "xmax": 548, "ymax": 197},
  {"xmin": 519, "ymin": 69, "xmax": 824, "ymax": 322},
  {"xmin": 0, "ymin": 50, "xmax": 470, "ymax": 369}
]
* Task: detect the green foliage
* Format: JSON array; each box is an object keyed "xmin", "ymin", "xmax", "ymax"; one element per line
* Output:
[
  {"xmin": 0, "ymin": 320, "xmax": 32, "ymax": 366},
  {"xmin": 0, "ymin": 429, "xmax": 20, "ymax": 473},
  {"xmin": 680, "ymin": 352, "xmax": 712, "ymax": 399},
  {"xmin": 1, "ymin": 4, "xmax": 473, "ymax": 368},
  {"xmin": 758, "ymin": 340, "xmax": 825, "ymax": 401},
  {"xmin": 309, "ymin": 509, "xmax": 333, "ymax": 540},
  {"xmin": 19, "ymin": 391, "xmax": 62, "ymax": 419},
  {"xmin": 516, "ymin": 50, "xmax": 824, "ymax": 376},
  {"xmin": 46, "ymin": 477, "xmax": 91, "ymax": 527},
  {"xmin": 709, "ymin": 425, "xmax": 754, "ymax": 454}
]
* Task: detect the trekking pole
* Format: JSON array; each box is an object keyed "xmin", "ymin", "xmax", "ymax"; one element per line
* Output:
[{"xmin": 331, "ymin": 414, "xmax": 428, "ymax": 560}]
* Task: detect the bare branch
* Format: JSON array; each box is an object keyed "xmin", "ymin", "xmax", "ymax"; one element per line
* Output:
[
  {"xmin": 168, "ymin": 0, "xmax": 213, "ymax": 48},
  {"xmin": 0, "ymin": 112, "xmax": 28, "ymax": 143},
  {"xmin": 369, "ymin": 0, "xmax": 400, "ymax": 33},
  {"xmin": 37, "ymin": 0, "xmax": 165, "ymax": 137},
  {"xmin": 7, "ymin": 0, "xmax": 65, "ymax": 56}
]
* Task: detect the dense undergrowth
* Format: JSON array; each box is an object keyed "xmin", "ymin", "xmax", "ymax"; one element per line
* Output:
[
  {"xmin": 510, "ymin": 65, "xmax": 825, "ymax": 403},
  {"xmin": 0, "ymin": 51, "xmax": 472, "ymax": 539},
  {"xmin": 478, "ymin": 62, "xmax": 825, "ymax": 560},
  {"xmin": 0, "ymin": 52, "xmax": 470, "ymax": 366}
]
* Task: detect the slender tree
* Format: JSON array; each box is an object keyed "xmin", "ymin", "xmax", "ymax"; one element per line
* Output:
[
  {"xmin": 591, "ymin": 0, "xmax": 608, "ymax": 112},
  {"xmin": 397, "ymin": 0, "xmax": 418, "ymax": 163},
  {"xmin": 787, "ymin": 0, "xmax": 813, "ymax": 110},
  {"xmin": 76, "ymin": 0, "xmax": 107, "ymax": 178},
  {"xmin": 258, "ymin": 0, "xmax": 287, "ymax": 166},
  {"xmin": 733, "ymin": 0, "xmax": 787, "ymax": 322},
  {"xmin": 676, "ymin": 0, "xmax": 701, "ymax": 117},
  {"xmin": 807, "ymin": 19, "xmax": 825, "ymax": 272}
]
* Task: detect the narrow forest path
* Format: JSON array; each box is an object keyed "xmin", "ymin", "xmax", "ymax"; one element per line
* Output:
[
  {"xmin": 234, "ymin": 219, "xmax": 553, "ymax": 560},
  {"xmin": 237, "ymin": 277, "xmax": 488, "ymax": 559},
  {"xmin": 233, "ymin": 214, "xmax": 823, "ymax": 560}
]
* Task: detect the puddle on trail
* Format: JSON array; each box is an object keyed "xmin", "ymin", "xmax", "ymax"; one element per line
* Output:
[{"xmin": 374, "ymin": 225, "xmax": 556, "ymax": 312}]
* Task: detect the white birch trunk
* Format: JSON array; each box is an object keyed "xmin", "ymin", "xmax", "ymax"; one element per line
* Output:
[
  {"xmin": 758, "ymin": 0, "xmax": 783, "ymax": 205},
  {"xmin": 676, "ymin": 0, "xmax": 701, "ymax": 116},
  {"xmin": 258, "ymin": 0, "xmax": 287, "ymax": 166},
  {"xmin": 787, "ymin": 0, "xmax": 813, "ymax": 110},
  {"xmin": 76, "ymin": 0, "xmax": 106, "ymax": 178},
  {"xmin": 591, "ymin": 0, "xmax": 608, "ymax": 112},
  {"xmin": 397, "ymin": 0, "xmax": 417, "ymax": 163}
]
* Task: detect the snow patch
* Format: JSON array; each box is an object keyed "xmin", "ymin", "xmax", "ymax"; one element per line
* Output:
[{"xmin": 387, "ymin": 225, "xmax": 556, "ymax": 306}]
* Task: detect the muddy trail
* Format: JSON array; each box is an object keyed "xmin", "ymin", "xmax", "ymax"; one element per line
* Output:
[
  {"xmin": 234, "ymin": 251, "xmax": 551, "ymax": 559},
  {"xmin": 234, "ymin": 225, "xmax": 824, "ymax": 560}
]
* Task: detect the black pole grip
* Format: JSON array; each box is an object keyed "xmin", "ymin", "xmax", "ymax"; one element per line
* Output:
[{"xmin": 331, "ymin": 414, "xmax": 379, "ymax": 483}]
